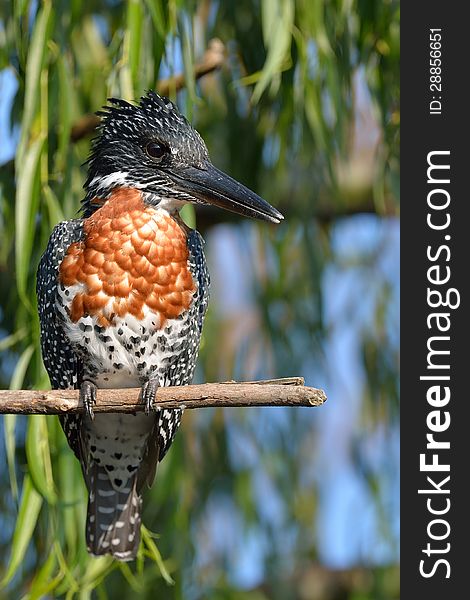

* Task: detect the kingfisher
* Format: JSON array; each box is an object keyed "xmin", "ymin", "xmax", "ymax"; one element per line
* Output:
[{"xmin": 36, "ymin": 91, "xmax": 283, "ymax": 561}]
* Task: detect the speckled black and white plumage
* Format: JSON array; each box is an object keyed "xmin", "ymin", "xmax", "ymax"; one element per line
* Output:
[
  {"xmin": 37, "ymin": 221, "xmax": 208, "ymax": 448},
  {"xmin": 37, "ymin": 215, "xmax": 209, "ymax": 559},
  {"xmin": 37, "ymin": 90, "xmax": 281, "ymax": 561},
  {"xmin": 37, "ymin": 219, "xmax": 84, "ymax": 457}
]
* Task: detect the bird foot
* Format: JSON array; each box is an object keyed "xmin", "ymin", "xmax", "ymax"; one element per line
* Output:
[
  {"xmin": 80, "ymin": 380, "xmax": 97, "ymax": 420},
  {"xmin": 140, "ymin": 379, "xmax": 159, "ymax": 415}
]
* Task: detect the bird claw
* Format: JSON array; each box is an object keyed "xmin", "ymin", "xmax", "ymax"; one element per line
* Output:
[
  {"xmin": 80, "ymin": 380, "xmax": 97, "ymax": 420},
  {"xmin": 141, "ymin": 379, "xmax": 159, "ymax": 415}
]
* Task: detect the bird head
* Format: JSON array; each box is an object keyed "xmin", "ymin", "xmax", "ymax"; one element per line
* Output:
[{"xmin": 83, "ymin": 91, "xmax": 283, "ymax": 224}]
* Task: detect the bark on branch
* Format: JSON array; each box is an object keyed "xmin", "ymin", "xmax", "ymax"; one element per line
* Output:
[
  {"xmin": 0, "ymin": 378, "xmax": 326, "ymax": 415},
  {"xmin": 70, "ymin": 38, "xmax": 226, "ymax": 142}
]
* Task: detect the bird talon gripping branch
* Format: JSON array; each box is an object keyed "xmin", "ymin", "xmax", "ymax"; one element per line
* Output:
[
  {"xmin": 80, "ymin": 380, "xmax": 97, "ymax": 420},
  {"xmin": 36, "ymin": 91, "xmax": 283, "ymax": 560},
  {"xmin": 141, "ymin": 379, "xmax": 159, "ymax": 415}
]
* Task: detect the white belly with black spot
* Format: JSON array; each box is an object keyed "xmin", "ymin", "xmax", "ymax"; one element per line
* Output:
[{"xmin": 57, "ymin": 303, "xmax": 192, "ymax": 386}]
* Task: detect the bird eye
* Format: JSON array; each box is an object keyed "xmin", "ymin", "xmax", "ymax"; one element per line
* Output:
[{"xmin": 146, "ymin": 141, "xmax": 167, "ymax": 160}]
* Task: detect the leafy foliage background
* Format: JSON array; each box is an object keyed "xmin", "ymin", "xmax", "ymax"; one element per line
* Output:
[{"xmin": 0, "ymin": 0, "xmax": 399, "ymax": 598}]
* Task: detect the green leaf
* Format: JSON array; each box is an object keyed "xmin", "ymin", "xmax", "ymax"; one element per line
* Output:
[
  {"xmin": 252, "ymin": 0, "xmax": 294, "ymax": 103},
  {"xmin": 141, "ymin": 525, "xmax": 174, "ymax": 585},
  {"xmin": 10, "ymin": 343, "xmax": 35, "ymax": 390},
  {"xmin": 58, "ymin": 437, "xmax": 81, "ymax": 553},
  {"xmin": 5, "ymin": 345, "xmax": 35, "ymax": 500},
  {"xmin": 143, "ymin": 0, "xmax": 167, "ymax": 38},
  {"xmin": 26, "ymin": 415, "xmax": 58, "ymax": 504},
  {"xmin": 117, "ymin": 563, "xmax": 143, "ymax": 593},
  {"xmin": 15, "ymin": 134, "xmax": 46, "ymax": 303},
  {"xmin": 0, "ymin": 327, "xmax": 27, "ymax": 352},
  {"xmin": 179, "ymin": 16, "xmax": 196, "ymax": 108},
  {"xmin": 24, "ymin": 550, "xmax": 63, "ymax": 600},
  {"xmin": 43, "ymin": 184, "xmax": 65, "ymax": 225},
  {"xmin": 53, "ymin": 541, "xmax": 80, "ymax": 597},
  {"xmin": 79, "ymin": 555, "xmax": 115, "ymax": 592},
  {"xmin": 1, "ymin": 474, "xmax": 43, "ymax": 588},
  {"xmin": 127, "ymin": 0, "xmax": 143, "ymax": 91},
  {"xmin": 17, "ymin": 1, "xmax": 51, "ymax": 161},
  {"xmin": 13, "ymin": 0, "xmax": 30, "ymax": 19},
  {"xmin": 3, "ymin": 415, "xmax": 18, "ymax": 500},
  {"xmin": 54, "ymin": 52, "xmax": 74, "ymax": 175}
]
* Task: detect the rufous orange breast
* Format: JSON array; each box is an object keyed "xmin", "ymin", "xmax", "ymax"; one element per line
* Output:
[{"xmin": 59, "ymin": 188, "xmax": 196, "ymax": 329}]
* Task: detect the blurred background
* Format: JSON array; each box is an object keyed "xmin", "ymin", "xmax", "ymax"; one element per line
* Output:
[{"xmin": 0, "ymin": 1, "xmax": 399, "ymax": 598}]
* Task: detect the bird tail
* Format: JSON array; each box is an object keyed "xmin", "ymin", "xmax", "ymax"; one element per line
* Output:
[{"xmin": 85, "ymin": 465, "xmax": 142, "ymax": 561}]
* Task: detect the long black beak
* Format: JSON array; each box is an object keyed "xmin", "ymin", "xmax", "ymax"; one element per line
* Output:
[{"xmin": 170, "ymin": 163, "xmax": 284, "ymax": 224}]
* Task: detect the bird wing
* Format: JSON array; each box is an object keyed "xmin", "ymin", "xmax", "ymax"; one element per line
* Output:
[
  {"xmin": 137, "ymin": 228, "xmax": 211, "ymax": 491},
  {"xmin": 36, "ymin": 219, "xmax": 85, "ymax": 458},
  {"xmin": 187, "ymin": 228, "xmax": 210, "ymax": 337}
]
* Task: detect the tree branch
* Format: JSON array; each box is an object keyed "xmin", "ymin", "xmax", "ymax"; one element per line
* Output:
[
  {"xmin": 0, "ymin": 378, "xmax": 326, "ymax": 415},
  {"xmin": 70, "ymin": 38, "xmax": 226, "ymax": 142},
  {"xmin": 157, "ymin": 38, "xmax": 225, "ymax": 96}
]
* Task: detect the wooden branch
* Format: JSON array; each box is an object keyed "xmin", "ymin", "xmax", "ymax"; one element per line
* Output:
[
  {"xmin": 70, "ymin": 38, "xmax": 226, "ymax": 142},
  {"xmin": 157, "ymin": 38, "xmax": 225, "ymax": 96},
  {"xmin": 0, "ymin": 378, "xmax": 326, "ymax": 415}
]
